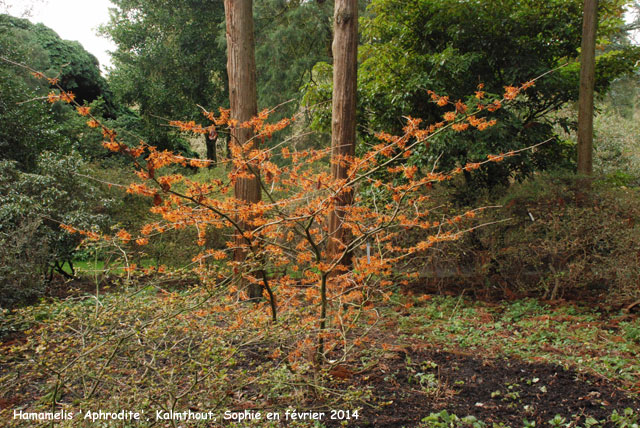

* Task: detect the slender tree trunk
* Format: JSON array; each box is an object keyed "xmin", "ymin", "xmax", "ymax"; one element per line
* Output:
[
  {"xmin": 224, "ymin": 0, "xmax": 262, "ymax": 299},
  {"xmin": 327, "ymin": 0, "xmax": 358, "ymax": 266},
  {"xmin": 206, "ymin": 129, "xmax": 217, "ymax": 165},
  {"xmin": 577, "ymin": 0, "xmax": 598, "ymax": 177}
]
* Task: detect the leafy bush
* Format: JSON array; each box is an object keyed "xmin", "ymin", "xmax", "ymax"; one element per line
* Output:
[
  {"xmin": 0, "ymin": 67, "xmax": 69, "ymax": 171},
  {"xmin": 0, "ymin": 155, "xmax": 112, "ymax": 307},
  {"xmin": 34, "ymin": 67, "xmax": 549, "ymax": 366},
  {"xmin": 592, "ymin": 106, "xmax": 640, "ymax": 185},
  {"xmin": 0, "ymin": 218, "xmax": 49, "ymax": 307},
  {"xmin": 436, "ymin": 173, "xmax": 640, "ymax": 302}
]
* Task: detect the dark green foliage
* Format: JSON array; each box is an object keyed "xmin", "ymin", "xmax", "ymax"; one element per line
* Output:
[
  {"xmin": 305, "ymin": 0, "xmax": 639, "ymax": 200},
  {"xmin": 103, "ymin": 0, "xmax": 227, "ymax": 152},
  {"xmin": 437, "ymin": 173, "xmax": 640, "ymax": 302},
  {"xmin": 0, "ymin": 217, "xmax": 49, "ymax": 307},
  {"xmin": 0, "ymin": 67, "xmax": 69, "ymax": 170},
  {"xmin": 105, "ymin": 0, "xmax": 227, "ymax": 113},
  {"xmin": 103, "ymin": 0, "xmax": 339, "ymax": 150},
  {"xmin": 0, "ymin": 155, "xmax": 112, "ymax": 307},
  {"xmin": 254, "ymin": 0, "xmax": 334, "ymax": 112},
  {"xmin": 0, "ymin": 20, "xmax": 117, "ymax": 305},
  {"xmin": 0, "ymin": 13, "xmax": 124, "ymax": 166},
  {"xmin": 359, "ymin": 0, "xmax": 634, "ymax": 124},
  {"xmin": 0, "ymin": 14, "xmax": 116, "ymax": 115}
]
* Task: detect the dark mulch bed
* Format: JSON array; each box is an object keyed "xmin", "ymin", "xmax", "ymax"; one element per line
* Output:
[{"xmin": 329, "ymin": 347, "xmax": 640, "ymax": 427}]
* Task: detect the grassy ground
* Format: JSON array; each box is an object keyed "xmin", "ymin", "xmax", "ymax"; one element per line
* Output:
[
  {"xmin": 60, "ymin": 259, "xmax": 157, "ymax": 276},
  {"xmin": 0, "ymin": 277, "xmax": 638, "ymax": 427}
]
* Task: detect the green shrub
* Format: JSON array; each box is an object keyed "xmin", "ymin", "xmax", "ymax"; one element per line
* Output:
[
  {"xmin": 0, "ymin": 155, "xmax": 112, "ymax": 306},
  {"xmin": 553, "ymin": 103, "xmax": 640, "ymax": 186},
  {"xmin": 0, "ymin": 219, "xmax": 49, "ymax": 307},
  {"xmin": 592, "ymin": 106, "xmax": 640, "ymax": 184},
  {"xmin": 431, "ymin": 172, "xmax": 640, "ymax": 303}
]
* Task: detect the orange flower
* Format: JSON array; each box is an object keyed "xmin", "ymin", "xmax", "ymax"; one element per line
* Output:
[
  {"xmin": 140, "ymin": 224, "xmax": 155, "ymax": 235},
  {"xmin": 463, "ymin": 162, "xmax": 481, "ymax": 171},
  {"xmin": 47, "ymin": 91, "xmax": 59, "ymax": 103},
  {"xmin": 102, "ymin": 141, "xmax": 121, "ymax": 152},
  {"xmin": 116, "ymin": 229, "xmax": 132, "ymax": 243},
  {"xmin": 59, "ymin": 91, "xmax": 75, "ymax": 103},
  {"xmin": 452, "ymin": 123, "xmax": 469, "ymax": 132},
  {"xmin": 436, "ymin": 96, "xmax": 449, "ymax": 107},
  {"xmin": 503, "ymin": 86, "xmax": 519, "ymax": 100},
  {"xmin": 76, "ymin": 106, "xmax": 91, "ymax": 116},
  {"xmin": 455, "ymin": 100, "xmax": 467, "ymax": 114},
  {"xmin": 487, "ymin": 100, "xmax": 502, "ymax": 112},
  {"xmin": 60, "ymin": 224, "xmax": 78, "ymax": 234},
  {"xmin": 521, "ymin": 80, "xmax": 535, "ymax": 90},
  {"xmin": 404, "ymin": 165, "xmax": 418, "ymax": 180},
  {"xmin": 212, "ymin": 250, "xmax": 227, "ymax": 260}
]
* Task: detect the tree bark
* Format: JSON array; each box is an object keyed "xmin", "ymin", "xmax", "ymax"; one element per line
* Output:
[
  {"xmin": 224, "ymin": 0, "xmax": 262, "ymax": 299},
  {"xmin": 327, "ymin": 0, "xmax": 358, "ymax": 266},
  {"xmin": 577, "ymin": 0, "xmax": 598, "ymax": 177},
  {"xmin": 206, "ymin": 129, "xmax": 217, "ymax": 165}
]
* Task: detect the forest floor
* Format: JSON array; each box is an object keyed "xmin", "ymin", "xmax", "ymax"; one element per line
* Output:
[{"xmin": 1, "ymin": 275, "xmax": 639, "ymax": 427}]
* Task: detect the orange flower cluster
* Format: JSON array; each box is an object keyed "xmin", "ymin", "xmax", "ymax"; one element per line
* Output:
[
  {"xmin": 46, "ymin": 90, "xmax": 75, "ymax": 104},
  {"xmin": 503, "ymin": 86, "xmax": 520, "ymax": 100},
  {"xmin": 203, "ymin": 107, "xmax": 231, "ymax": 125},
  {"xmin": 467, "ymin": 115, "xmax": 497, "ymax": 131},
  {"xmin": 503, "ymin": 81, "xmax": 534, "ymax": 100},
  {"xmin": 135, "ymin": 237, "xmax": 149, "ymax": 246},
  {"xmin": 76, "ymin": 106, "xmax": 91, "ymax": 116},
  {"xmin": 116, "ymin": 229, "xmax": 132, "ymax": 243},
  {"xmin": 60, "ymin": 224, "xmax": 102, "ymax": 241},
  {"xmin": 169, "ymin": 120, "xmax": 209, "ymax": 135},
  {"xmin": 451, "ymin": 122, "xmax": 470, "ymax": 132}
]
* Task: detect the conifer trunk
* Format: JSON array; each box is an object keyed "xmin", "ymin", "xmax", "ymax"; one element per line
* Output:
[
  {"xmin": 327, "ymin": 0, "xmax": 358, "ymax": 266},
  {"xmin": 224, "ymin": 0, "xmax": 262, "ymax": 299}
]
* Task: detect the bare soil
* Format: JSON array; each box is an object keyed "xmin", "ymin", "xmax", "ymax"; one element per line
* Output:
[{"xmin": 328, "ymin": 346, "xmax": 640, "ymax": 427}]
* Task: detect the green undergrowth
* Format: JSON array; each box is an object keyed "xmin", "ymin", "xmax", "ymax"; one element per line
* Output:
[
  {"xmin": 0, "ymin": 282, "xmax": 364, "ymax": 427},
  {"xmin": 395, "ymin": 294, "xmax": 640, "ymax": 388}
]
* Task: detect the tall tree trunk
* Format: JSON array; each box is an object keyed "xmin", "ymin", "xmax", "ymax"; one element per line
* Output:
[
  {"xmin": 577, "ymin": 0, "xmax": 598, "ymax": 177},
  {"xmin": 224, "ymin": 0, "xmax": 262, "ymax": 299},
  {"xmin": 327, "ymin": 0, "xmax": 358, "ymax": 266}
]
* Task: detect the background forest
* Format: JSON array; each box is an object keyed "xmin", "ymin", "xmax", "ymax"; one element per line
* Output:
[{"xmin": 1, "ymin": 0, "xmax": 640, "ymax": 426}]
